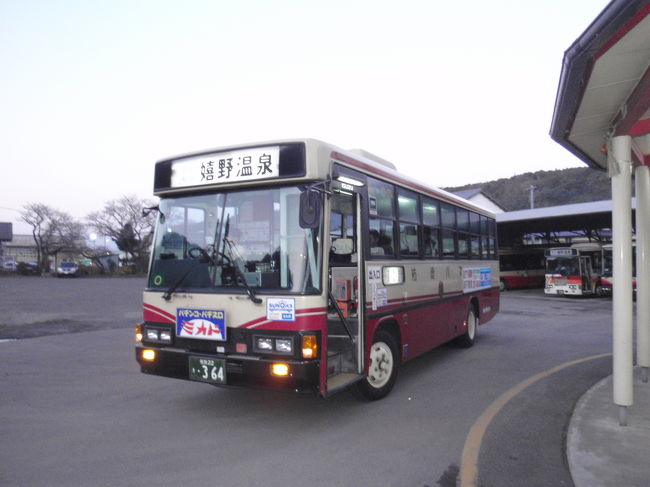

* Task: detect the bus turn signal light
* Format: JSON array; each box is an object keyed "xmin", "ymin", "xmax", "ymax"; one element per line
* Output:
[
  {"xmin": 271, "ymin": 363, "xmax": 289, "ymax": 376},
  {"xmin": 302, "ymin": 335, "xmax": 318, "ymax": 359},
  {"xmin": 142, "ymin": 349, "xmax": 156, "ymax": 361},
  {"xmin": 135, "ymin": 323, "xmax": 143, "ymax": 342}
]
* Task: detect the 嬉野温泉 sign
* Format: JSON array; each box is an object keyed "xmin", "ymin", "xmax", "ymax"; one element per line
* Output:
[{"xmin": 171, "ymin": 146, "xmax": 280, "ymax": 188}]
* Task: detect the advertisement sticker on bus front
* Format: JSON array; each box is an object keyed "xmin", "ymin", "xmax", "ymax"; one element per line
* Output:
[
  {"xmin": 266, "ymin": 298, "xmax": 296, "ymax": 322},
  {"xmin": 170, "ymin": 146, "xmax": 280, "ymax": 188},
  {"xmin": 176, "ymin": 308, "xmax": 227, "ymax": 341}
]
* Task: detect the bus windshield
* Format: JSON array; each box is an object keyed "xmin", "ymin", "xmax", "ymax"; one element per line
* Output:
[
  {"xmin": 148, "ymin": 186, "xmax": 322, "ymax": 294},
  {"xmin": 546, "ymin": 257, "xmax": 579, "ymax": 277}
]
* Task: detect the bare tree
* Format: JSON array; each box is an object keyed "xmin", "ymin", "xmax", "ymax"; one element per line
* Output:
[
  {"xmin": 87, "ymin": 195, "xmax": 156, "ymax": 273},
  {"xmin": 21, "ymin": 203, "xmax": 85, "ymax": 274}
]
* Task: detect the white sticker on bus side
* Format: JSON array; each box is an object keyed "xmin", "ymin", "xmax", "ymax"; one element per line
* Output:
[
  {"xmin": 368, "ymin": 265, "xmax": 382, "ymax": 310},
  {"xmin": 376, "ymin": 288, "xmax": 388, "ymax": 308},
  {"xmin": 462, "ymin": 266, "xmax": 492, "ymax": 293}
]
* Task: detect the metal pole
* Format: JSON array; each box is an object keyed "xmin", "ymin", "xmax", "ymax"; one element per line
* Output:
[
  {"xmin": 610, "ymin": 135, "xmax": 634, "ymax": 426},
  {"xmin": 635, "ymin": 164, "xmax": 650, "ymax": 383},
  {"xmin": 529, "ymin": 185, "xmax": 536, "ymax": 209}
]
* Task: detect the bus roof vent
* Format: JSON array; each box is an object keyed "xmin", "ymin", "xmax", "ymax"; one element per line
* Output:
[{"xmin": 348, "ymin": 148, "xmax": 397, "ymax": 170}]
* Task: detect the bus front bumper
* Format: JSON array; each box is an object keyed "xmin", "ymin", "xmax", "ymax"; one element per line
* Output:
[{"xmin": 135, "ymin": 345, "xmax": 320, "ymax": 394}]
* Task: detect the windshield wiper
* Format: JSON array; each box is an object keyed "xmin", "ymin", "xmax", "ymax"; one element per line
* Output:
[
  {"xmin": 223, "ymin": 238, "xmax": 262, "ymax": 304},
  {"xmin": 161, "ymin": 262, "xmax": 201, "ymax": 301}
]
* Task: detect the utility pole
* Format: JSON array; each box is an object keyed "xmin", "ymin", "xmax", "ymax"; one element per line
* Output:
[{"xmin": 529, "ymin": 185, "xmax": 537, "ymax": 209}]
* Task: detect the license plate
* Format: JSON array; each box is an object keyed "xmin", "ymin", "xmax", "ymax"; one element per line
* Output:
[{"xmin": 189, "ymin": 356, "xmax": 226, "ymax": 384}]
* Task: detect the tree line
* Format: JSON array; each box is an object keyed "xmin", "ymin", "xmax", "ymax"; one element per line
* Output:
[
  {"xmin": 445, "ymin": 167, "xmax": 612, "ymax": 211},
  {"xmin": 20, "ymin": 195, "xmax": 156, "ymax": 275}
]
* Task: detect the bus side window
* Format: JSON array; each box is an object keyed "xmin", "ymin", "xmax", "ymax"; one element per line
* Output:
[
  {"xmin": 370, "ymin": 218, "xmax": 394, "ymax": 256},
  {"xmin": 423, "ymin": 227, "xmax": 439, "ymax": 257}
]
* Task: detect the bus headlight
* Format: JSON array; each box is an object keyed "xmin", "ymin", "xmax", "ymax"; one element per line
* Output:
[
  {"xmin": 275, "ymin": 338, "xmax": 293, "ymax": 353},
  {"xmin": 255, "ymin": 337, "xmax": 273, "ymax": 351},
  {"xmin": 143, "ymin": 326, "xmax": 172, "ymax": 344},
  {"xmin": 254, "ymin": 336, "xmax": 294, "ymax": 354}
]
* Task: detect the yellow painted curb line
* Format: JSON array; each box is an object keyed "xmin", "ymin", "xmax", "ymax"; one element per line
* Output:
[{"xmin": 459, "ymin": 352, "xmax": 611, "ymax": 487}]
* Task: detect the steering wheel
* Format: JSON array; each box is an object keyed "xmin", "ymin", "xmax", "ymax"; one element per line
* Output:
[{"xmin": 188, "ymin": 246, "xmax": 231, "ymax": 265}]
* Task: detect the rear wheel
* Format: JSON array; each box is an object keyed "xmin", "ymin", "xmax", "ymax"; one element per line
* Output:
[
  {"xmin": 356, "ymin": 329, "xmax": 399, "ymax": 400},
  {"xmin": 594, "ymin": 282, "xmax": 605, "ymax": 297},
  {"xmin": 456, "ymin": 306, "xmax": 478, "ymax": 348}
]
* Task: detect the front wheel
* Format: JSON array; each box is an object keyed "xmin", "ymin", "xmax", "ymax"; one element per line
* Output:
[
  {"xmin": 456, "ymin": 306, "xmax": 478, "ymax": 348},
  {"xmin": 355, "ymin": 330, "xmax": 399, "ymax": 400}
]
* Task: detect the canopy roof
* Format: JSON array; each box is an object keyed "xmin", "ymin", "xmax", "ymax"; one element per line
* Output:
[{"xmin": 550, "ymin": 0, "xmax": 650, "ymax": 169}]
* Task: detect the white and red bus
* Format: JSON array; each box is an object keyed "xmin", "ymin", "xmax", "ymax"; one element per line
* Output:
[
  {"xmin": 135, "ymin": 139, "xmax": 500, "ymax": 399},
  {"xmin": 498, "ymin": 247, "xmax": 546, "ymax": 290},
  {"xmin": 544, "ymin": 243, "xmax": 607, "ymax": 296},
  {"xmin": 600, "ymin": 243, "xmax": 637, "ymax": 294}
]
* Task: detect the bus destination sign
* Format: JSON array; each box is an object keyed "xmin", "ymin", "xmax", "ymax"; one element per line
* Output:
[
  {"xmin": 170, "ymin": 146, "xmax": 280, "ymax": 188},
  {"xmin": 548, "ymin": 248, "xmax": 575, "ymax": 257}
]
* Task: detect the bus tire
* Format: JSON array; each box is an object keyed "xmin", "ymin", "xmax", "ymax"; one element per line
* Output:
[
  {"xmin": 456, "ymin": 306, "xmax": 478, "ymax": 348},
  {"xmin": 356, "ymin": 329, "xmax": 399, "ymax": 400},
  {"xmin": 499, "ymin": 278, "xmax": 507, "ymax": 291}
]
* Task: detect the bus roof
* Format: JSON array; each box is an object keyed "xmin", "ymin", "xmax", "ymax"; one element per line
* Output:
[{"xmin": 154, "ymin": 138, "xmax": 495, "ymax": 218}]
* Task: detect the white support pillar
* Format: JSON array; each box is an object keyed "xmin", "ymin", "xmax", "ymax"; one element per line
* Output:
[
  {"xmin": 635, "ymin": 164, "xmax": 650, "ymax": 383},
  {"xmin": 610, "ymin": 135, "xmax": 634, "ymax": 425}
]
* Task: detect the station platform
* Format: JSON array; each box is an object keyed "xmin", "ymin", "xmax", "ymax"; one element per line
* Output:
[{"xmin": 568, "ymin": 367, "xmax": 650, "ymax": 487}]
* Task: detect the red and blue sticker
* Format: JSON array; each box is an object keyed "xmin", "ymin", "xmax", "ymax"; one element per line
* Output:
[{"xmin": 176, "ymin": 308, "xmax": 226, "ymax": 341}]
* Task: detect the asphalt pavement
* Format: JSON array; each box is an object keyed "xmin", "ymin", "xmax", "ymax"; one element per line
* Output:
[{"xmin": 2, "ymin": 277, "xmax": 649, "ymax": 486}]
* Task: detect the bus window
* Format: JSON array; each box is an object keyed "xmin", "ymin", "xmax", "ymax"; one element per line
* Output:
[
  {"xmin": 399, "ymin": 223, "xmax": 419, "ymax": 257},
  {"xmin": 470, "ymin": 212, "xmax": 480, "ymax": 234},
  {"xmin": 422, "ymin": 198, "xmax": 440, "ymax": 226},
  {"xmin": 423, "ymin": 227, "xmax": 440, "ymax": 257},
  {"xmin": 470, "ymin": 235, "xmax": 480, "ymax": 258},
  {"xmin": 457, "ymin": 208, "xmax": 469, "ymax": 232},
  {"xmin": 368, "ymin": 178, "xmax": 394, "ymax": 218},
  {"xmin": 397, "ymin": 191, "xmax": 418, "ymax": 222},
  {"xmin": 441, "ymin": 202, "xmax": 455, "ymax": 228},
  {"xmin": 369, "ymin": 219, "xmax": 394, "ymax": 256},
  {"xmin": 442, "ymin": 229, "xmax": 456, "ymax": 258},
  {"xmin": 458, "ymin": 233, "xmax": 469, "ymax": 258}
]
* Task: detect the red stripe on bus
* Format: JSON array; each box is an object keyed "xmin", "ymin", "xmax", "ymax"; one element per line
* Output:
[
  {"xmin": 143, "ymin": 304, "xmax": 175, "ymax": 323},
  {"xmin": 239, "ymin": 307, "xmax": 328, "ymax": 329}
]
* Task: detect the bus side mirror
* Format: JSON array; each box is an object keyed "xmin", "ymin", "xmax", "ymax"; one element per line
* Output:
[{"xmin": 299, "ymin": 190, "xmax": 321, "ymax": 228}]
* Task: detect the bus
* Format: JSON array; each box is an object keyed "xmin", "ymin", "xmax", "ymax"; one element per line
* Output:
[
  {"xmin": 600, "ymin": 243, "xmax": 636, "ymax": 294},
  {"xmin": 135, "ymin": 139, "xmax": 500, "ymax": 399},
  {"xmin": 544, "ymin": 243, "xmax": 607, "ymax": 296},
  {"xmin": 498, "ymin": 247, "xmax": 546, "ymax": 290}
]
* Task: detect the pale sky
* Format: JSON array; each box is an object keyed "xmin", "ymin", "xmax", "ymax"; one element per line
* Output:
[{"xmin": 1, "ymin": 0, "xmax": 611, "ymax": 234}]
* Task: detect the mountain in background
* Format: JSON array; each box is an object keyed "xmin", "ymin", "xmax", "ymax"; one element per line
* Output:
[{"xmin": 444, "ymin": 167, "xmax": 612, "ymax": 212}]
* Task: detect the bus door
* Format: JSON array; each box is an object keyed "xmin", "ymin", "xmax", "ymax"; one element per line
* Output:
[
  {"xmin": 580, "ymin": 256, "xmax": 594, "ymax": 293},
  {"xmin": 326, "ymin": 188, "xmax": 365, "ymax": 393}
]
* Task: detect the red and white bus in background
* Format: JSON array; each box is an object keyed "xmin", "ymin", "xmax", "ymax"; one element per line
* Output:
[
  {"xmin": 135, "ymin": 139, "xmax": 500, "ymax": 399},
  {"xmin": 498, "ymin": 247, "xmax": 546, "ymax": 290},
  {"xmin": 599, "ymin": 243, "xmax": 637, "ymax": 294},
  {"xmin": 544, "ymin": 243, "xmax": 607, "ymax": 296}
]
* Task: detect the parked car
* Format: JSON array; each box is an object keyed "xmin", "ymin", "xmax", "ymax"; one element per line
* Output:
[
  {"xmin": 57, "ymin": 262, "xmax": 79, "ymax": 277},
  {"xmin": 2, "ymin": 261, "xmax": 16, "ymax": 271},
  {"xmin": 17, "ymin": 262, "xmax": 40, "ymax": 275}
]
